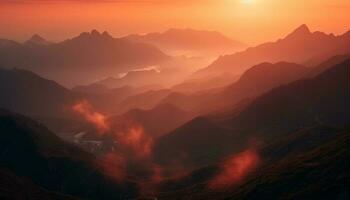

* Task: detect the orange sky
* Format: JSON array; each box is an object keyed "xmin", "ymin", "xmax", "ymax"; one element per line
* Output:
[{"xmin": 1, "ymin": 0, "xmax": 350, "ymax": 44}]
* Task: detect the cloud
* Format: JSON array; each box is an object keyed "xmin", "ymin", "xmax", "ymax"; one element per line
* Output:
[
  {"xmin": 208, "ymin": 149, "xmax": 260, "ymax": 190},
  {"xmin": 72, "ymin": 100, "xmax": 110, "ymax": 133}
]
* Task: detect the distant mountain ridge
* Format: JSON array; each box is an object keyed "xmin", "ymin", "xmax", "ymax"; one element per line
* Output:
[
  {"xmin": 0, "ymin": 68, "xmax": 163, "ymax": 119},
  {"xmin": 24, "ymin": 34, "xmax": 52, "ymax": 45},
  {"xmin": 194, "ymin": 24, "xmax": 350, "ymax": 78},
  {"xmin": 0, "ymin": 30, "xmax": 170, "ymax": 86},
  {"xmin": 159, "ymin": 61, "xmax": 309, "ymax": 114},
  {"xmin": 96, "ymin": 69, "xmax": 161, "ymax": 88},
  {"xmin": 119, "ymin": 103, "xmax": 193, "ymax": 138},
  {"xmin": 124, "ymin": 28, "xmax": 247, "ymax": 56}
]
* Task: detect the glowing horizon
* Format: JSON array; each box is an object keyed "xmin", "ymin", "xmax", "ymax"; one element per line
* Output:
[{"xmin": 1, "ymin": 0, "xmax": 350, "ymax": 45}]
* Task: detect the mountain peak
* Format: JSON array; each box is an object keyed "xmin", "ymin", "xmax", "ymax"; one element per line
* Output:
[
  {"xmin": 30, "ymin": 34, "xmax": 44, "ymax": 40},
  {"xmin": 286, "ymin": 24, "xmax": 311, "ymax": 38},
  {"xmin": 88, "ymin": 30, "xmax": 113, "ymax": 39},
  {"xmin": 102, "ymin": 31, "xmax": 111, "ymax": 37},
  {"xmin": 75, "ymin": 30, "xmax": 113, "ymax": 41},
  {"xmin": 342, "ymin": 30, "xmax": 350, "ymax": 38},
  {"xmin": 25, "ymin": 34, "xmax": 50, "ymax": 45},
  {"xmin": 294, "ymin": 24, "xmax": 311, "ymax": 34},
  {"xmin": 91, "ymin": 29, "xmax": 100, "ymax": 36}
]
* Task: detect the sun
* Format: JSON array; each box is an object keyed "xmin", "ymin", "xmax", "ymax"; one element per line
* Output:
[{"xmin": 241, "ymin": 0, "xmax": 255, "ymax": 5}]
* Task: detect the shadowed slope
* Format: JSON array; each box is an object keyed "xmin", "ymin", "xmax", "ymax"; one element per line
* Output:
[
  {"xmin": 0, "ymin": 68, "xmax": 79, "ymax": 118},
  {"xmin": 154, "ymin": 58, "xmax": 350, "ymax": 169},
  {"xmin": 160, "ymin": 61, "xmax": 309, "ymax": 114},
  {"xmin": 158, "ymin": 126, "xmax": 350, "ymax": 200},
  {"xmin": 0, "ymin": 109, "xmax": 137, "ymax": 199}
]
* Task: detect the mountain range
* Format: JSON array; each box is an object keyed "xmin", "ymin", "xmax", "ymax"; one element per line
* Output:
[
  {"xmin": 0, "ymin": 28, "xmax": 246, "ymax": 87},
  {"xmin": 96, "ymin": 69, "xmax": 163, "ymax": 88},
  {"xmin": 113, "ymin": 104, "xmax": 194, "ymax": 138},
  {"xmin": 158, "ymin": 61, "xmax": 310, "ymax": 114},
  {"xmin": 1, "ymin": 24, "xmax": 350, "ymax": 199},
  {"xmin": 154, "ymin": 58, "xmax": 350, "ymax": 169},
  {"xmin": 142, "ymin": 56, "xmax": 350, "ymax": 200},
  {"xmin": 0, "ymin": 68, "xmax": 165, "ymax": 122},
  {"xmin": 0, "ymin": 30, "xmax": 170, "ymax": 86},
  {"xmin": 124, "ymin": 28, "xmax": 247, "ymax": 57},
  {"xmin": 194, "ymin": 24, "xmax": 350, "ymax": 78}
]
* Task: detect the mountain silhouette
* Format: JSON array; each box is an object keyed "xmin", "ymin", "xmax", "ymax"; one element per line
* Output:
[
  {"xmin": 152, "ymin": 58, "xmax": 350, "ymax": 199},
  {"xmin": 72, "ymin": 83, "xmax": 111, "ymax": 95},
  {"xmin": 96, "ymin": 69, "xmax": 162, "ymax": 88},
  {"xmin": 0, "ymin": 68, "xmax": 80, "ymax": 118},
  {"xmin": 171, "ymin": 73, "xmax": 240, "ymax": 94},
  {"xmin": 0, "ymin": 109, "xmax": 137, "ymax": 199},
  {"xmin": 307, "ymin": 54, "xmax": 350, "ymax": 77},
  {"xmin": 159, "ymin": 125, "xmax": 350, "ymax": 200},
  {"xmin": 0, "ymin": 30, "xmax": 170, "ymax": 86},
  {"xmin": 154, "ymin": 58, "xmax": 350, "ymax": 168},
  {"xmin": 124, "ymin": 28, "xmax": 247, "ymax": 56},
  {"xmin": 0, "ymin": 67, "xmax": 172, "ymax": 124},
  {"xmin": 117, "ymin": 89, "xmax": 172, "ymax": 114},
  {"xmin": 225, "ymin": 131, "xmax": 350, "ymax": 200},
  {"xmin": 24, "ymin": 34, "xmax": 52, "ymax": 45},
  {"xmin": 154, "ymin": 116, "xmax": 240, "ymax": 167},
  {"xmin": 0, "ymin": 39, "xmax": 20, "ymax": 48},
  {"xmin": 116, "ymin": 104, "xmax": 193, "ymax": 138},
  {"xmin": 194, "ymin": 24, "xmax": 350, "ymax": 78},
  {"xmin": 159, "ymin": 61, "xmax": 309, "ymax": 114},
  {"xmin": 221, "ymin": 62, "xmax": 309, "ymax": 104}
]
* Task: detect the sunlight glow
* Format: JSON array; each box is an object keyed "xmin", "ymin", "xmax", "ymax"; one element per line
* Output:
[{"xmin": 241, "ymin": 0, "xmax": 255, "ymax": 5}]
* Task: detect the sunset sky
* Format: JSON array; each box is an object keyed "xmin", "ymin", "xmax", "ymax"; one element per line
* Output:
[{"xmin": 1, "ymin": 0, "xmax": 350, "ymax": 44}]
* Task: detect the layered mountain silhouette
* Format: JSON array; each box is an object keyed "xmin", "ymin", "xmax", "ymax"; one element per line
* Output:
[
  {"xmin": 73, "ymin": 83, "xmax": 162, "ymax": 97},
  {"xmin": 2, "ymin": 23, "xmax": 350, "ymax": 200},
  {"xmin": 149, "ymin": 57, "xmax": 350, "ymax": 199},
  {"xmin": 84, "ymin": 54, "xmax": 212, "ymax": 89},
  {"xmin": 0, "ymin": 68, "xmax": 165, "ymax": 121},
  {"xmin": 0, "ymin": 68, "xmax": 80, "ymax": 118},
  {"xmin": 0, "ymin": 39, "xmax": 19, "ymax": 48},
  {"xmin": 158, "ymin": 126, "xmax": 350, "ymax": 200},
  {"xmin": 124, "ymin": 28, "xmax": 247, "ymax": 56},
  {"xmin": 154, "ymin": 116, "xmax": 241, "ymax": 167},
  {"xmin": 154, "ymin": 58, "xmax": 350, "ymax": 168},
  {"xmin": 80, "ymin": 103, "xmax": 194, "ymax": 145},
  {"xmin": 96, "ymin": 69, "xmax": 162, "ymax": 88},
  {"xmin": 72, "ymin": 83, "xmax": 112, "ymax": 95},
  {"xmin": 112, "ymin": 104, "xmax": 193, "ymax": 138},
  {"xmin": 221, "ymin": 62, "xmax": 309, "ymax": 104},
  {"xmin": 226, "ymin": 131, "xmax": 350, "ymax": 200},
  {"xmin": 0, "ymin": 109, "xmax": 137, "ymax": 199},
  {"xmin": 194, "ymin": 24, "xmax": 350, "ymax": 78},
  {"xmin": 307, "ymin": 53, "xmax": 350, "ymax": 77},
  {"xmin": 116, "ymin": 89, "xmax": 172, "ymax": 113},
  {"xmin": 159, "ymin": 61, "xmax": 309, "ymax": 114},
  {"xmin": 171, "ymin": 73, "xmax": 240, "ymax": 94},
  {"xmin": 0, "ymin": 30, "xmax": 170, "ymax": 86}
]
